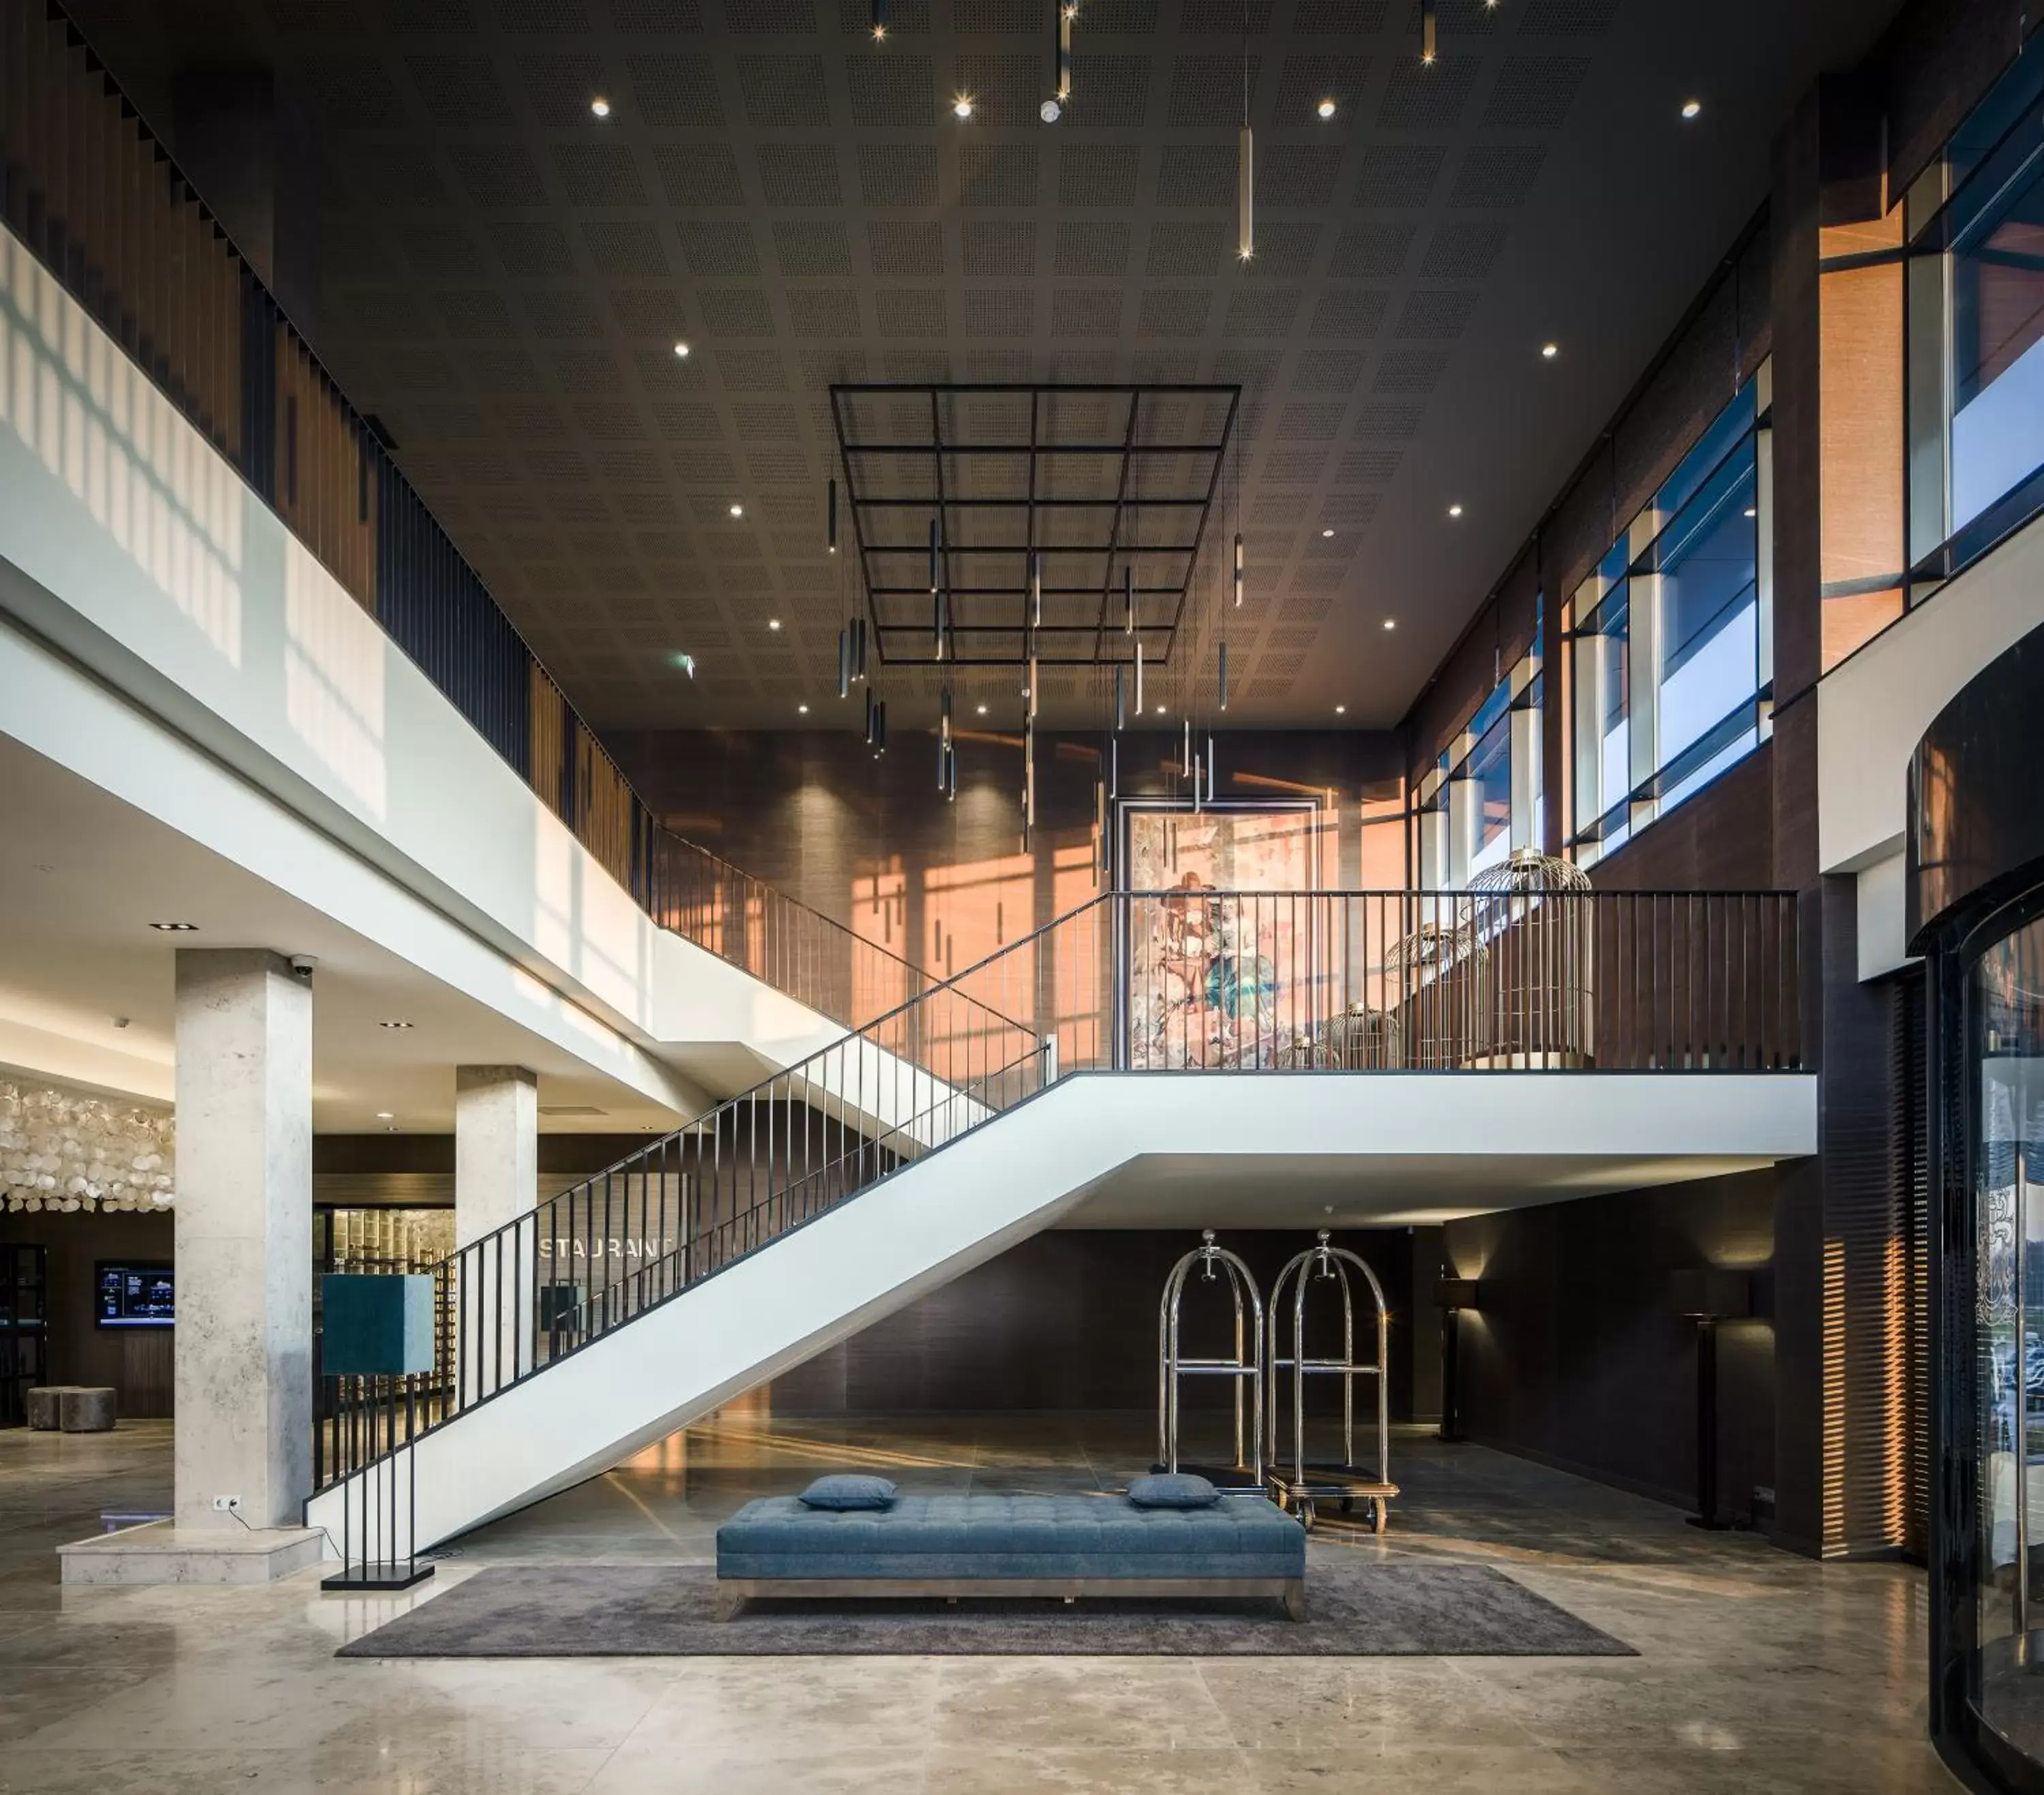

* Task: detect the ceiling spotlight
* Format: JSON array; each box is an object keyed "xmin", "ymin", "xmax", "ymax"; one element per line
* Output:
[
  {"xmin": 1540, "ymin": 341, "xmax": 1559, "ymax": 358},
  {"xmin": 1155, "ymin": 704, "xmax": 1167, "ymax": 715},
  {"xmin": 1744, "ymin": 506, "xmax": 1757, "ymax": 518},
  {"xmin": 797, "ymin": 703, "xmax": 809, "ymax": 714},
  {"xmin": 767, "ymin": 617, "xmax": 781, "ymax": 631},
  {"xmin": 673, "ymin": 341, "xmax": 690, "ymax": 358},
  {"xmin": 1383, "ymin": 618, "xmax": 1397, "ymax": 630},
  {"xmin": 871, "ymin": 0, "xmax": 886, "ymax": 37},
  {"xmin": 954, "ymin": 95, "xmax": 975, "ymax": 119},
  {"xmin": 375, "ymin": 1111, "xmax": 394, "ymax": 1121},
  {"xmin": 378, "ymin": 1019, "xmax": 416, "ymax": 1030},
  {"xmin": 673, "ymin": 651, "xmax": 697, "ymax": 679},
  {"xmin": 976, "ymin": 703, "xmax": 988, "ymax": 714},
  {"xmin": 729, "ymin": 503, "xmax": 743, "ymax": 517},
  {"xmin": 1334, "ymin": 704, "xmax": 1347, "ymax": 715},
  {"xmin": 1681, "ymin": 99, "xmax": 1702, "ymax": 121},
  {"xmin": 1316, "ymin": 97, "xmax": 1336, "ymax": 119},
  {"xmin": 149, "ymin": 921, "xmax": 199, "ymax": 932},
  {"xmin": 1446, "ymin": 502, "xmax": 1464, "ymax": 519},
  {"xmin": 1320, "ymin": 527, "xmax": 1335, "ymax": 538},
  {"xmin": 1041, "ymin": 97, "xmax": 1062, "ymax": 123},
  {"xmin": 589, "ymin": 96, "xmax": 611, "ymax": 118}
]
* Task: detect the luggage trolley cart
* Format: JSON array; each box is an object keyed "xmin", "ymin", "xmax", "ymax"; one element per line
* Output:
[
  {"xmin": 1156, "ymin": 1230, "xmax": 1265, "ymax": 1492},
  {"xmin": 1266, "ymin": 1231, "xmax": 1398, "ymax": 1533}
]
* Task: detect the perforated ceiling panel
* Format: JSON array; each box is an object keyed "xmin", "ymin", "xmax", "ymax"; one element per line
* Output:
[{"xmin": 67, "ymin": 0, "xmax": 1899, "ymax": 728}]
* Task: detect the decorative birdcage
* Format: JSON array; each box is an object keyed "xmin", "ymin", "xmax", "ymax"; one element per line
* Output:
[
  {"xmin": 1457, "ymin": 850, "xmax": 1595, "ymax": 1067},
  {"xmin": 1382, "ymin": 908, "xmax": 1489, "ymax": 1069},
  {"xmin": 1331, "ymin": 1003, "xmax": 1404, "ymax": 1070}
]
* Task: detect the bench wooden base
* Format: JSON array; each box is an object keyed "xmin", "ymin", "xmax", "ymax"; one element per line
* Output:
[{"xmin": 713, "ymin": 1575, "xmax": 1307, "ymax": 1622}]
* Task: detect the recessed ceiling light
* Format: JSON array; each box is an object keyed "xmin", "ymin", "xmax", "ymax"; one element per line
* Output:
[
  {"xmin": 1446, "ymin": 503, "xmax": 1464, "ymax": 519},
  {"xmin": 1155, "ymin": 705, "xmax": 1167, "ymax": 715},
  {"xmin": 1540, "ymin": 341, "xmax": 1559, "ymax": 359},
  {"xmin": 1744, "ymin": 506, "xmax": 1757, "ymax": 518},
  {"xmin": 672, "ymin": 341, "xmax": 690, "ymax": 358},
  {"xmin": 729, "ymin": 503, "xmax": 743, "ymax": 517},
  {"xmin": 1681, "ymin": 99, "xmax": 1702, "ymax": 121},
  {"xmin": 1316, "ymin": 97, "xmax": 1336, "ymax": 119},
  {"xmin": 1321, "ymin": 527, "xmax": 1335, "ymax": 538},
  {"xmin": 589, "ymin": 96, "xmax": 611, "ymax": 118},
  {"xmin": 1383, "ymin": 618, "xmax": 1397, "ymax": 631},
  {"xmin": 767, "ymin": 617, "xmax": 781, "ymax": 630},
  {"xmin": 1334, "ymin": 704, "xmax": 1346, "ymax": 715},
  {"xmin": 976, "ymin": 703, "xmax": 988, "ymax": 714},
  {"xmin": 149, "ymin": 921, "xmax": 199, "ymax": 932},
  {"xmin": 378, "ymin": 1019, "xmax": 415, "ymax": 1030},
  {"xmin": 954, "ymin": 95, "xmax": 974, "ymax": 119},
  {"xmin": 375, "ymin": 1111, "xmax": 394, "ymax": 1121},
  {"xmin": 797, "ymin": 703, "xmax": 809, "ymax": 714}
]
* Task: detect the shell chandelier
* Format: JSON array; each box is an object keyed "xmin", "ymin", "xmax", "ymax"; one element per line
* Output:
[{"xmin": 0, "ymin": 1079, "xmax": 175, "ymax": 1213}]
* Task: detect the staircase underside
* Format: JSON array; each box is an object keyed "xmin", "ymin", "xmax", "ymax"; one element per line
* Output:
[{"xmin": 307, "ymin": 1069, "xmax": 1815, "ymax": 1549}]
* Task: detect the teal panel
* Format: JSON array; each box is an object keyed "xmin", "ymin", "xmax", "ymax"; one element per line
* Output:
[{"xmin": 321, "ymin": 1274, "xmax": 435, "ymax": 1376}]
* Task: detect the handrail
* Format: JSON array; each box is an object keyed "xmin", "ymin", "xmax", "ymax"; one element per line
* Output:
[
  {"xmin": 313, "ymin": 885, "xmax": 1803, "ymax": 1490},
  {"xmin": 0, "ymin": 1, "xmax": 929, "ymax": 1034}
]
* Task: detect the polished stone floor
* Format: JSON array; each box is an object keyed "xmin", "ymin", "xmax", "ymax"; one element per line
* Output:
[{"xmin": 0, "ymin": 1411, "xmax": 1956, "ymax": 1793}]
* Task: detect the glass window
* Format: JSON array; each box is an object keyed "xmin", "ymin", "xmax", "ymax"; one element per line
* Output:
[
  {"xmin": 1566, "ymin": 373, "xmax": 1770, "ymax": 867},
  {"xmin": 1420, "ymin": 654, "xmax": 1543, "ymax": 889},
  {"xmin": 1908, "ymin": 36, "xmax": 2044, "ymax": 589}
]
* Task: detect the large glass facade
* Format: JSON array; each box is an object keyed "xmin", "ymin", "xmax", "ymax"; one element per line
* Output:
[
  {"xmin": 1940, "ymin": 906, "xmax": 2044, "ymax": 1793},
  {"xmin": 1908, "ymin": 36, "xmax": 2044, "ymax": 593},
  {"xmin": 1566, "ymin": 371, "xmax": 1771, "ymax": 864}
]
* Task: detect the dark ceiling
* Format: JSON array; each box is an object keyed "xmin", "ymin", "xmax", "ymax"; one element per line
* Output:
[{"xmin": 69, "ymin": 0, "xmax": 1898, "ymax": 733}]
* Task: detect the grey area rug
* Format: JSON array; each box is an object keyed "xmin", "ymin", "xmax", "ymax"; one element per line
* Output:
[{"xmin": 337, "ymin": 1562, "xmax": 1635, "ymax": 1659}]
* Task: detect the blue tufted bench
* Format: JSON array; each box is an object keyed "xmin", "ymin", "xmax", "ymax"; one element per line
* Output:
[{"xmin": 713, "ymin": 1492, "xmax": 1307, "ymax": 1620}]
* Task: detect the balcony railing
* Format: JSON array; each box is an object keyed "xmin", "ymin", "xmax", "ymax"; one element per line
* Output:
[
  {"xmin": 0, "ymin": 1, "xmax": 929, "ymax": 1032},
  {"xmin": 313, "ymin": 884, "xmax": 1802, "ymax": 1491}
]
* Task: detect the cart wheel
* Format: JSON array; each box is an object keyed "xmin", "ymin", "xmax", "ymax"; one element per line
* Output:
[
  {"xmin": 1371, "ymin": 1499, "xmax": 1389, "ymax": 1537},
  {"xmin": 1273, "ymin": 1488, "xmax": 1290, "ymax": 1513},
  {"xmin": 1338, "ymin": 1496, "xmax": 1354, "ymax": 1516},
  {"xmin": 1298, "ymin": 1499, "xmax": 1317, "ymax": 1531}
]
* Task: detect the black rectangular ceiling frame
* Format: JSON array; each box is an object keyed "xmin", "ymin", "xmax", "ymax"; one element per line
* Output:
[{"xmin": 829, "ymin": 382, "xmax": 1240, "ymax": 669}]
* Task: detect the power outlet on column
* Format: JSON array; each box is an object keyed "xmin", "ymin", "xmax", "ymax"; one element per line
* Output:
[{"xmin": 211, "ymin": 1494, "xmax": 242, "ymax": 1513}]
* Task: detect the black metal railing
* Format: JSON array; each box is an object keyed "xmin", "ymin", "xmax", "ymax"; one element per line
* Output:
[
  {"xmin": 312, "ymin": 885, "xmax": 1803, "ymax": 1492},
  {"xmin": 0, "ymin": 1, "xmax": 927, "ymax": 1034}
]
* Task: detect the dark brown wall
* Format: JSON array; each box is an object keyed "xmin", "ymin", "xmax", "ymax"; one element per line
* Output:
[
  {"xmin": 1443, "ymin": 1171, "xmax": 1778, "ymax": 1519},
  {"xmin": 0, "ymin": 1211, "xmax": 175, "ymax": 1417},
  {"xmin": 1586, "ymin": 743, "xmax": 1776, "ymax": 893},
  {"xmin": 765, "ymin": 1227, "xmax": 1434, "ymax": 1428}
]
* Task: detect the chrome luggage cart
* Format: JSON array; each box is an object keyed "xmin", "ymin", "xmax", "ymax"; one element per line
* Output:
[
  {"xmin": 1156, "ymin": 1230, "xmax": 1265, "ymax": 1492},
  {"xmin": 1265, "ymin": 1231, "xmax": 1397, "ymax": 1533}
]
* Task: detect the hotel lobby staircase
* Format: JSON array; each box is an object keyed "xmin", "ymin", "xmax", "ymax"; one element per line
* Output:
[{"xmin": 305, "ymin": 886, "xmax": 1813, "ymax": 1553}]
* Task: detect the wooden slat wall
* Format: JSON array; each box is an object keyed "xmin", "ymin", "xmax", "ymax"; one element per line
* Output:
[{"xmin": 273, "ymin": 322, "xmax": 375, "ymax": 610}]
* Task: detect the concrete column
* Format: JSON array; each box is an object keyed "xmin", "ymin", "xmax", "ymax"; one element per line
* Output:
[
  {"xmin": 172, "ymin": 949, "xmax": 313, "ymax": 1531},
  {"xmin": 455, "ymin": 1066, "xmax": 538, "ymax": 1403}
]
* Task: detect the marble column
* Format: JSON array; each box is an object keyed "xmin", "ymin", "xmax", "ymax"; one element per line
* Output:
[
  {"xmin": 172, "ymin": 950, "xmax": 313, "ymax": 1531},
  {"xmin": 454, "ymin": 1066, "xmax": 538, "ymax": 1402}
]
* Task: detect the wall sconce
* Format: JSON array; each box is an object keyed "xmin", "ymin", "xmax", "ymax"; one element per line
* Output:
[
  {"xmin": 1434, "ymin": 1277, "xmax": 1480, "ymax": 1443},
  {"xmin": 1671, "ymin": 1268, "xmax": 1751, "ymax": 1531}
]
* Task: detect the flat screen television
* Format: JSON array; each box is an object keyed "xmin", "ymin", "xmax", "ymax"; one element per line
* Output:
[{"xmin": 95, "ymin": 1263, "xmax": 174, "ymax": 1329}]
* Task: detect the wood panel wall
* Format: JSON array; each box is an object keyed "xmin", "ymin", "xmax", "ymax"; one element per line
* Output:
[{"xmin": 0, "ymin": 1209, "xmax": 174, "ymax": 1418}]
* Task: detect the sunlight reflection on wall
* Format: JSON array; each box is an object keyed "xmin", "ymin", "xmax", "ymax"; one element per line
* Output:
[
  {"xmin": 283, "ymin": 537, "xmax": 387, "ymax": 819},
  {"xmin": 0, "ymin": 228, "xmax": 243, "ymax": 666}
]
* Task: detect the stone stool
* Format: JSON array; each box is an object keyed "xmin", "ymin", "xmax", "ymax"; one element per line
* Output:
[
  {"xmin": 25, "ymin": 1386, "xmax": 80, "ymax": 1430},
  {"xmin": 58, "ymin": 1387, "xmax": 117, "ymax": 1432}
]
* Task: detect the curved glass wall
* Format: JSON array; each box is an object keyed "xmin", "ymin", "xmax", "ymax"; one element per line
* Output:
[{"xmin": 1944, "ymin": 905, "xmax": 2044, "ymax": 1792}]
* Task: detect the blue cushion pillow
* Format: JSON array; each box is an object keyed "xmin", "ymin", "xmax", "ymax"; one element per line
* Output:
[
  {"xmin": 1126, "ymin": 1472, "xmax": 1220, "ymax": 1509},
  {"xmin": 797, "ymin": 1473, "xmax": 898, "ymax": 1511}
]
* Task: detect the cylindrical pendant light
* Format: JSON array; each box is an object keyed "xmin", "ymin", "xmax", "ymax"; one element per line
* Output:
[
  {"xmin": 1030, "ymin": 549, "xmax": 1042, "ymax": 628},
  {"xmin": 839, "ymin": 626, "xmax": 851, "ymax": 700},
  {"xmin": 1028, "ymin": 648, "xmax": 1039, "ymax": 720},
  {"xmin": 1233, "ymin": 531, "xmax": 1243, "ymax": 607},
  {"xmin": 875, "ymin": 699, "xmax": 888, "ymax": 755},
  {"xmin": 1109, "ymin": 733, "xmax": 1119, "ymax": 799},
  {"xmin": 1134, "ymin": 638, "xmax": 1144, "ymax": 714},
  {"xmin": 871, "ymin": 0, "xmax": 886, "ymax": 41},
  {"xmin": 945, "ymin": 739, "xmax": 957, "ymax": 802},
  {"xmin": 1421, "ymin": 0, "xmax": 1438, "ymax": 65},
  {"xmin": 938, "ymin": 688, "xmax": 951, "ymax": 789},
  {"xmin": 1124, "ymin": 563, "xmax": 1134, "ymax": 635},
  {"xmin": 1237, "ymin": 125, "xmax": 1254, "ymax": 260},
  {"xmin": 1207, "ymin": 733, "xmax": 1216, "ymax": 800},
  {"xmin": 1057, "ymin": 5, "xmax": 1073, "ymax": 100},
  {"xmin": 929, "ymin": 517, "xmax": 939, "ymax": 594},
  {"xmin": 1024, "ymin": 717, "xmax": 1036, "ymax": 829},
  {"xmin": 1219, "ymin": 639, "xmax": 1230, "ymax": 711},
  {"xmin": 864, "ymin": 685, "xmax": 876, "ymax": 744},
  {"xmin": 1114, "ymin": 664, "xmax": 1126, "ymax": 731},
  {"xmin": 826, "ymin": 476, "xmax": 837, "ymax": 553},
  {"xmin": 1183, "ymin": 716, "xmax": 1192, "ymax": 778}
]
